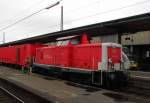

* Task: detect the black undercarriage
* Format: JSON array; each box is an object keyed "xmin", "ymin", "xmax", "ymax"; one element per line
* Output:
[{"xmin": 32, "ymin": 63, "xmax": 128, "ymax": 89}]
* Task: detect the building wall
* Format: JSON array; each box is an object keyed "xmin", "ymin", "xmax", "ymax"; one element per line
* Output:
[
  {"xmin": 91, "ymin": 34, "xmax": 119, "ymax": 43},
  {"xmin": 121, "ymin": 31, "xmax": 150, "ymax": 45},
  {"xmin": 101, "ymin": 34, "xmax": 119, "ymax": 43}
]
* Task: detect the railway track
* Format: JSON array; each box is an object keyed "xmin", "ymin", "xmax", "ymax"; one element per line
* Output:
[
  {"xmin": 125, "ymin": 76, "xmax": 150, "ymax": 96},
  {"xmin": 1, "ymin": 66, "xmax": 150, "ymax": 101},
  {"xmin": 0, "ymin": 87, "xmax": 24, "ymax": 103},
  {"xmin": 0, "ymin": 77, "xmax": 54, "ymax": 103},
  {"xmin": 34, "ymin": 70, "xmax": 150, "ymax": 97}
]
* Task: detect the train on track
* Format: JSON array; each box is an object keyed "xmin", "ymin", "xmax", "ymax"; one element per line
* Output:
[{"xmin": 0, "ymin": 33, "xmax": 130, "ymax": 88}]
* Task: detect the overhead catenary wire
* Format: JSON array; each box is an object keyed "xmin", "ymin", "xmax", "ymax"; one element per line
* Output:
[
  {"xmin": 0, "ymin": 0, "xmax": 45, "ymax": 26},
  {"xmin": 0, "ymin": 0, "xmax": 101, "ymax": 28},
  {"xmin": 64, "ymin": 0, "xmax": 104, "ymax": 14},
  {"xmin": 21, "ymin": 0, "xmax": 150, "ymax": 37},
  {"xmin": 34, "ymin": 0, "xmax": 105, "ymax": 20},
  {"xmin": 63, "ymin": 0, "xmax": 150, "ymax": 24},
  {"xmin": 15, "ymin": 0, "xmax": 46, "ymax": 15},
  {"xmin": 45, "ymin": 0, "xmax": 150, "ymax": 20},
  {"xmin": 28, "ymin": 0, "xmax": 150, "ymax": 30},
  {"xmin": 0, "ymin": 0, "xmax": 62, "ymax": 32},
  {"xmin": 0, "ymin": 0, "xmax": 149, "ymax": 36}
]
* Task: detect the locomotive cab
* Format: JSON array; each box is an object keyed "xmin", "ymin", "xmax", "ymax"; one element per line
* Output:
[{"xmin": 97, "ymin": 43, "xmax": 129, "ymax": 88}]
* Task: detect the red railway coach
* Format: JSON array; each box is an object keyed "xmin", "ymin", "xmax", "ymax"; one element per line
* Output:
[
  {"xmin": 33, "ymin": 34, "xmax": 130, "ymax": 88},
  {"xmin": 0, "ymin": 44, "xmax": 43, "ymax": 68},
  {"xmin": 0, "ymin": 46, "xmax": 17, "ymax": 64}
]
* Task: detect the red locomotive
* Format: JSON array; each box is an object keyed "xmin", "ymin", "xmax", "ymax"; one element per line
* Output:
[
  {"xmin": 33, "ymin": 34, "xmax": 129, "ymax": 87},
  {"xmin": 0, "ymin": 33, "xmax": 129, "ymax": 87}
]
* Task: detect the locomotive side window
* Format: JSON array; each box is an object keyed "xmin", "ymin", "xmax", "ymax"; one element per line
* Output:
[
  {"xmin": 57, "ymin": 40, "xmax": 69, "ymax": 46},
  {"xmin": 70, "ymin": 38, "xmax": 80, "ymax": 45},
  {"xmin": 56, "ymin": 38, "xmax": 80, "ymax": 46}
]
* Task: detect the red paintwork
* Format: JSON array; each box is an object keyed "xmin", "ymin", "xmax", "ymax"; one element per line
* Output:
[
  {"xmin": 35, "ymin": 45, "xmax": 72, "ymax": 67},
  {"xmin": 0, "ymin": 44, "xmax": 43, "ymax": 67},
  {"xmin": 35, "ymin": 34, "xmax": 122, "ymax": 71},
  {"xmin": 0, "ymin": 46, "xmax": 17, "ymax": 64},
  {"xmin": 107, "ymin": 47, "xmax": 121, "ymax": 63},
  {"xmin": 15, "ymin": 44, "xmax": 43, "ymax": 66},
  {"xmin": 35, "ymin": 43, "xmax": 102, "ymax": 71},
  {"xmin": 72, "ymin": 44, "xmax": 101, "ymax": 70},
  {"xmin": 80, "ymin": 34, "xmax": 89, "ymax": 44}
]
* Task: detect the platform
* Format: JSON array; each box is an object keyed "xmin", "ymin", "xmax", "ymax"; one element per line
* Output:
[
  {"xmin": 130, "ymin": 70, "xmax": 150, "ymax": 80},
  {"xmin": 0, "ymin": 66, "xmax": 150, "ymax": 103}
]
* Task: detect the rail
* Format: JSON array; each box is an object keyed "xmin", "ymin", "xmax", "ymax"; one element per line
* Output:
[{"xmin": 0, "ymin": 86, "xmax": 24, "ymax": 103}]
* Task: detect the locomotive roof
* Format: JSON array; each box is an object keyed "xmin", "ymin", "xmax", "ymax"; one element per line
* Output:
[{"xmin": 0, "ymin": 13, "xmax": 150, "ymax": 47}]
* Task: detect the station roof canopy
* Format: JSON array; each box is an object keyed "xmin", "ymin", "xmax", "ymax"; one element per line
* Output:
[{"xmin": 1, "ymin": 12, "xmax": 150, "ymax": 46}]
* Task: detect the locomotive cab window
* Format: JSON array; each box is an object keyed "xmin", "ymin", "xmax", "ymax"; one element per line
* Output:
[{"xmin": 56, "ymin": 38, "xmax": 80, "ymax": 46}]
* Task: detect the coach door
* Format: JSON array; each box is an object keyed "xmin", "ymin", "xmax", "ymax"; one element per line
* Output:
[{"xmin": 16, "ymin": 48, "xmax": 20, "ymax": 62}]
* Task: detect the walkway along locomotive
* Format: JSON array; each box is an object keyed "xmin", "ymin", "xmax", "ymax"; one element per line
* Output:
[{"xmin": 0, "ymin": 33, "xmax": 130, "ymax": 88}]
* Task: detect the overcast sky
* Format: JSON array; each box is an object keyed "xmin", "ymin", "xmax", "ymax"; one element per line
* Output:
[{"xmin": 0, "ymin": 0, "xmax": 150, "ymax": 43}]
